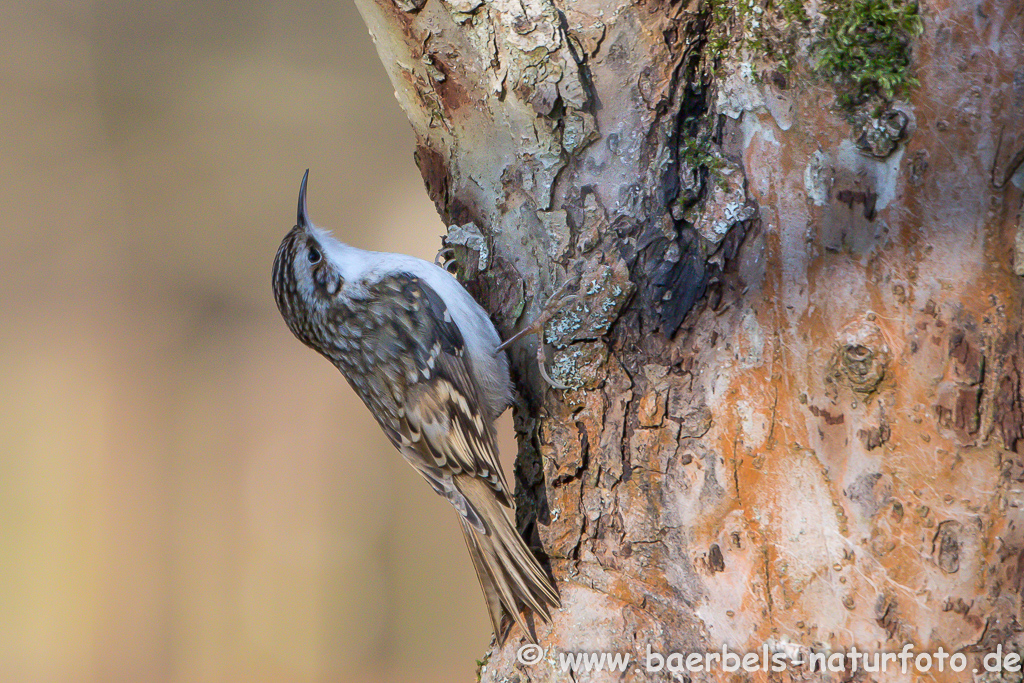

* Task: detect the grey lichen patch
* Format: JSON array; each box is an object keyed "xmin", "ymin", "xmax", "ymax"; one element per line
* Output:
[
  {"xmin": 444, "ymin": 222, "xmax": 489, "ymax": 270},
  {"xmin": 852, "ymin": 108, "xmax": 909, "ymax": 159},
  {"xmin": 549, "ymin": 341, "xmax": 609, "ymax": 391},
  {"xmin": 545, "ymin": 257, "xmax": 635, "ymax": 349},
  {"xmin": 546, "ymin": 301, "xmax": 584, "ymax": 347},
  {"xmin": 690, "ymin": 158, "xmax": 757, "ymax": 244},
  {"xmin": 828, "ymin": 318, "xmax": 891, "ymax": 396}
]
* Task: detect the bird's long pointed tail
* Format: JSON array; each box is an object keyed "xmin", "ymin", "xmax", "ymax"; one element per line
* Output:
[{"xmin": 456, "ymin": 476, "xmax": 560, "ymax": 644}]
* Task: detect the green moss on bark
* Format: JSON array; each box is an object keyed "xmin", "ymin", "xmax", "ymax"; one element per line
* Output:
[
  {"xmin": 704, "ymin": 0, "xmax": 809, "ymax": 73},
  {"xmin": 816, "ymin": 0, "xmax": 923, "ymax": 108}
]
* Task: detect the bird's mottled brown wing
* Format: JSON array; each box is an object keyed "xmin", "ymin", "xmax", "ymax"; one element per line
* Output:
[
  {"xmin": 350, "ymin": 273, "xmax": 512, "ymax": 511},
  {"xmin": 345, "ymin": 274, "xmax": 559, "ymax": 642}
]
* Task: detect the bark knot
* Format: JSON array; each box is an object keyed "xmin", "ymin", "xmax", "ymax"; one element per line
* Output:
[{"xmin": 828, "ymin": 319, "xmax": 891, "ymax": 395}]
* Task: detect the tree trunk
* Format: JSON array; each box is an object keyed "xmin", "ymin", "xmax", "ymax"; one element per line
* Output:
[{"xmin": 354, "ymin": 0, "xmax": 1024, "ymax": 680}]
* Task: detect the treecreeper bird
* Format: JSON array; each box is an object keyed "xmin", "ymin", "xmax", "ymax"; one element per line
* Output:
[{"xmin": 272, "ymin": 170, "xmax": 560, "ymax": 643}]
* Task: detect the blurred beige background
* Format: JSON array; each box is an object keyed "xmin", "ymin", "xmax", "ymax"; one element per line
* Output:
[{"xmin": 0, "ymin": 1, "xmax": 507, "ymax": 681}]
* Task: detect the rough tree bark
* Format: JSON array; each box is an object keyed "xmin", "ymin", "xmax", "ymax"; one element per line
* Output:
[{"xmin": 353, "ymin": 0, "xmax": 1024, "ymax": 680}]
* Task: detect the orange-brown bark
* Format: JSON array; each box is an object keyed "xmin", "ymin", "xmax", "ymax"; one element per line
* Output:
[{"xmin": 356, "ymin": 0, "xmax": 1024, "ymax": 679}]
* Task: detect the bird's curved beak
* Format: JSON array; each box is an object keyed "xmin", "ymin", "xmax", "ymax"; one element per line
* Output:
[{"xmin": 297, "ymin": 169, "xmax": 311, "ymax": 230}]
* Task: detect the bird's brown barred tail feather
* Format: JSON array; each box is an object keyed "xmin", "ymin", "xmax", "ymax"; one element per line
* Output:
[{"xmin": 456, "ymin": 476, "xmax": 560, "ymax": 644}]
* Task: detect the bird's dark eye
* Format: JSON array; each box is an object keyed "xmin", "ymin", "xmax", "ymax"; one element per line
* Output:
[{"xmin": 307, "ymin": 247, "xmax": 322, "ymax": 264}]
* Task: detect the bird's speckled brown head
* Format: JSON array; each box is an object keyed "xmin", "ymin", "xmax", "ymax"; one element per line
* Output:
[{"xmin": 271, "ymin": 170, "xmax": 345, "ymax": 352}]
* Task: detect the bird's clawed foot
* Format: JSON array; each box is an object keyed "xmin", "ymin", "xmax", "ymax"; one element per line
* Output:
[
  {"xmin": 434, "ymin": 247, "xmax": 458, "ymax": 274},
  {"xmin": 496, "ymin": 274, "xmax": 582, "ymax": 390}
]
